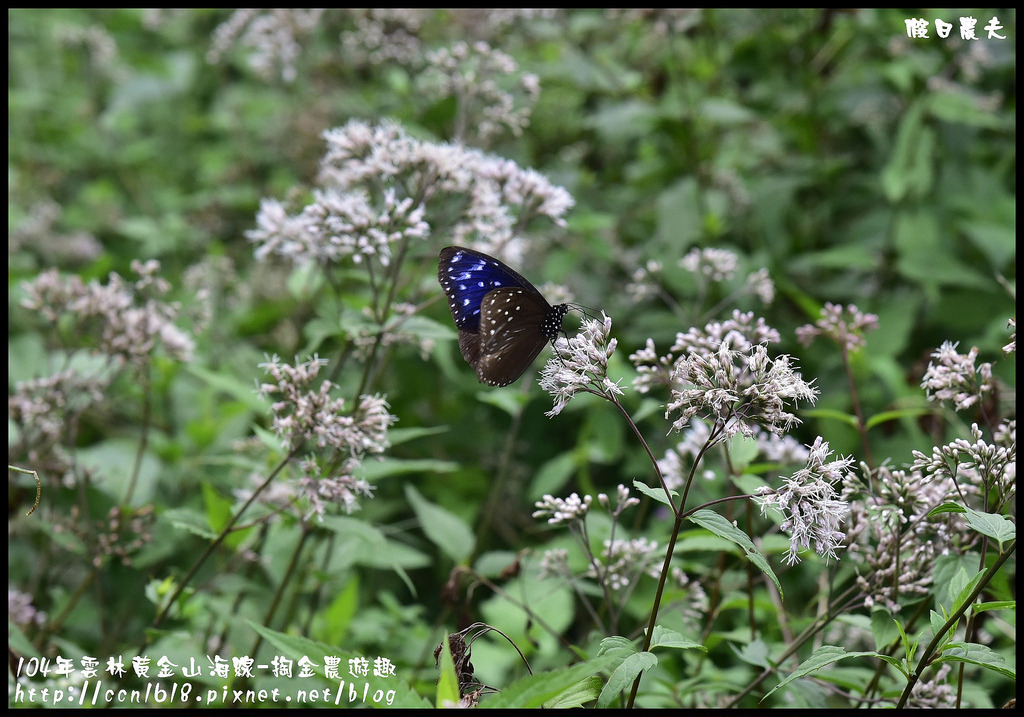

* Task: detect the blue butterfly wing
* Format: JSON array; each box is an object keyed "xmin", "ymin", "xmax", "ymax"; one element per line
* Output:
[
  {"xmin": 438, "ymin": 246, "xmax": 568, "ymax": 387},
  {"xmin": 438, "ymin": 246, "xmax": 542, "ymax": 333}
]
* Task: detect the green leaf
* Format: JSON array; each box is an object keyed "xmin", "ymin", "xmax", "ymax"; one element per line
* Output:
[
  {"xmin": 632, "ymin": 479, "xmax": 677, "ymax": 508},
  {"xmin": 482, "ymin": 656, "xmax": 619, "ymax": 709},
  {"xmin": 405, "ymin": 484, "xmax": 475, "ymax": 564},
  {"xmin": 881, "ymin": 101, "xmax": 934, "ymax": 202},
  {"xmin": 597, "ymin": 651, "xmax": 658, "ymax": 708},
  {"xmin": 187, "ymin": 364, "xmax": 268, "ymax": 412},
  {"xmin": 475, "ymin": 388, "xmax": 530, "ymax": 417},
  {"xmin": 939, "ymin": 642, "xmax": 1015, "ymax": 680},
  {"xmin": 731, "ymin": 638, "xmax": 771, "ymax": 668},
  {"xmin": 528, "ymin": 450, "xmax": 578, "ymax": 501},
  {"xmin": 864, "ymin": 406, "xmax": 932, "ymax": 430},
  {"xmin": 435, "ymin": 634, "xmax": 462, "ymax": 708},
  {"xmin": 318, "ymin": 516, "xmax": 421, "ymax": 594},
  {"xmin": 764, "ymin": 645, "xmax": 881, "ymax": 699},
  {"xmin": 726, "ymin": 433, "xmax": 759, "ymax": 470},
  {"xmin": 649, "ymin": 625, "xmax": 705, "ymax": 652},
  {"xmin": 687, "ymin": 508, "xmax": 783, "ymax": 599},
  {"xmin": 358, "ymin": 457, "xmax": 458, "ymax": 481},
  {"xmin": 546, "ymin": 675, "xmax": 604, "ymax": 709},
  {"xmin": 597, "ymin": 635, "xmax": 638, "ymax": 658},
  {"xmin": 386, "ymin": 425, "xmax": 449, "ymax": 445},
  {"xmin": 801, "ymin": 407, "xmax": 859, "ymax": 428},
  {"xmin": 929, "ymin": 503, "xmax": 1015, "ymax": 550},
  {"xmin": 972, "ymin": 600, "xmax": 1015, "ymax": 615},
  {"xmin": 926, "ymin": 90, "xmax": 1005, "ymax": 129},
  {"xmin": 318, "ymin": 575, "xmax": 359, "ymax": 647}
]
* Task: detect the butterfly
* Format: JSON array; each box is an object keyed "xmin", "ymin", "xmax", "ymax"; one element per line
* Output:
[{"xmin": 438, "ymin": 245, "xmax": 569, "ymax": 387}]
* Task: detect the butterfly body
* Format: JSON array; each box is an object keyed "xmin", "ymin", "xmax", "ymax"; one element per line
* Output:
[{"xmin": 438, "ymin": 246, "xmax": 568, "ymax": 387}]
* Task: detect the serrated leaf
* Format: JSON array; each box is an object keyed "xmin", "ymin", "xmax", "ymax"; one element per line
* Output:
[
  {"xmin": 764, "ymin": 645, "xmax": 881, "ymax": 699},
  {"xmin": 632, "ymin": 479, "xmax": 677, "ymax": 508},
  {"xmin": 597, "ymin": 651, "xmax": 658, "ymax": 708},
  {"xmin": 649, "ymin": 625, "xmax": 705, "ymax": 652},
  {"xmin": 939, "ymin": 642, "xmax": 1015, "ymax": 680},
  {"xmin": 482, "ymin": 656, "xmax": 619, "ymax": 709},
  {"xmin": 688, "ymin": 508, "xmax": 782, "ymax": 599},
  {"xmin": 546, "ymin": 675, "xmax": 603, "ymax": 708},
  {"xmin": 597, "ymin": 635, "xmax": 638, "ymax": 657},
  {"xmin": 929, "ymin": 503, "xmax": 1015, "ymax": 549}
]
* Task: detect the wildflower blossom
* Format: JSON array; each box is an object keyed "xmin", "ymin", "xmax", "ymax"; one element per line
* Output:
[
  {"xmin": 795, "ymin": 302, "xmax": 879, "ymax": 352},
  {"xmin": 843, "ymin": 463, "xmax": 963, "ymax": 612},
  {"xmin": 538, "ymin": 548, "xmax": 571, "ymax": 579},
  {"xmin": 207, "ymin": 9, "xmax": 324, "ymax": 82},
  {"xmin": 625, "ymin": 259, "xmax": 663, "ymax": 303},
  {"xmin": 250, "ymin": 120, "xmax": 573, "ymax": 268},
  {"xmin": 589, "ymin": 538, "xmax": 661, "ymax": 590},
  {"xmin": 20, "ymin": 261, "xmax": 195, "ymax": 366},
  {"xmin": 420, "ymin": 40, "xmax": 540, "ymax": 142},
  {"xmin": 911, "ymin": 423, "xmax": 1014, "ymax": 497},
  {"xmin": 10, "ymin": 198, "xmax": 103, "ymax": 264},
  {"xmin": 9, "ymin": 589, "xmax": 48, "ymax": 630},
  {"xmin": 296, "ymin": 457, "xmax": 376, "ymax": 520},
  {"xmin": 257, "ymin": 355, "xmax": 395, "ymax": 454},
  {"xmin": 630, "ymin": 311, "xmax": 780, "ymax": 394},
  {"xmin": 532, "ymin": 493, "xmax": 592, "ymax": 525},
  {"xmin": 665, "ymin": 342, "xmax": 817, "ymax": 439},
  {"xmin": 755, "ymin": 437, "xmax": 852, "ymax": 565},
  {"xmin": 680, "ymin": 247, "xmax": 738, "ymax": 282},
  {"xmin": 340, "ymin": 9, "xmax": 426, "ymax": 67},
  {"xmin": 744, "ymin": 268, "xmax": 775, "ymax": 305},
  {"xmin": 668, "ymin": 567, "xmax": 710, "ymax": 630},
  {"xmin": 907, "ymin": 664, "xmax": 958, "ymax": 709},
  {"xmin": 1003, "ymin": 318, "xmax": 1015, "ymax": 355},
  {"xmin": 9, "ymin": 370, "xmax": 111, "ymax": 463},
  {"xmin": 539, "ymin": 312, "xmax": 623, "ymax": 417},
  {"xmin": 597, "ymin": 484, "xmax": 641, "ymax": 517},
  {"xmin": 920, "ymin": 341, "xmax": 993, "ymax": 411}
]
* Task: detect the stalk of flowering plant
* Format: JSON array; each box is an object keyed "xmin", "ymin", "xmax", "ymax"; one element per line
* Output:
[
  {"xmin": 537, "ymin": 310, "xmax": 847, "ymax": 707},
  {"xmin": 735, "ymin": 323, "xmax": 1016, "ymax": 708},
  {"xmin": 152, "ymin": 354, "xmax": 395, "ymax": 638},
  {"xmin": 13, "ymin": 260, "xmax": 203, "ymax": 653},
  {"xmin": 796, "ymin": 303, "xmax": 880, "ymax": 468}
]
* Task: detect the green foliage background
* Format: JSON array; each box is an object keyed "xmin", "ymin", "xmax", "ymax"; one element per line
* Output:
[{"xmin": 9, "ymin": 9, "xmax": 1014, "ymax": 709}]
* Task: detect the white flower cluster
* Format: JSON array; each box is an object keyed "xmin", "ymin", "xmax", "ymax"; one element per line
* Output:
[
  {"xmin": 664, "ymin": 342, "xmax": 817, "ymax": 440},
  {"xmin": 588, "ymin": 537, "xmax": 661, "ymax": 591},
  {"xmin": 795, "ymin": 302, "xmax": 879, "ymax": 352},
  {"xmin": 755, "ymin": 437, "xmax": 852, "ymax": 565},
  {"xmin": 249, "ymin": 120, "xmax": 573, "ymax": 267},
  {"xmin": 20, "ymin": 260, "xmax": 195, "ymax": 366},
  {"xmin": 630, "ymin": 310, "xmax": 780, "ymax": 394},
  {"xmin": 680, "ymin": 247, "xmax": 738, "ymax": 281},
  {"xmin": 257, "ymin": 355, "xmax": 395, "ymax": 456},
  {"xmin": 421, "ymin": 40, "xmax": 540, "ymax": 142},
  {"xmin": 207, "ymin": 9, "xmax": 324, "ymax": 82},
  {"xmin": 911, "ymin": 421, "xmax": 1015, "ymax": 496},
  {"xmin": 532, "ymin": 492, "xmax": 592, "ymax": 525},
  {"xmin": 920, "ymin": 341, "xmax": 994, "ymax": 411},
  {"xmin": 539, "ymin": 312, "xmax": 623, "ymax": 417}
]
